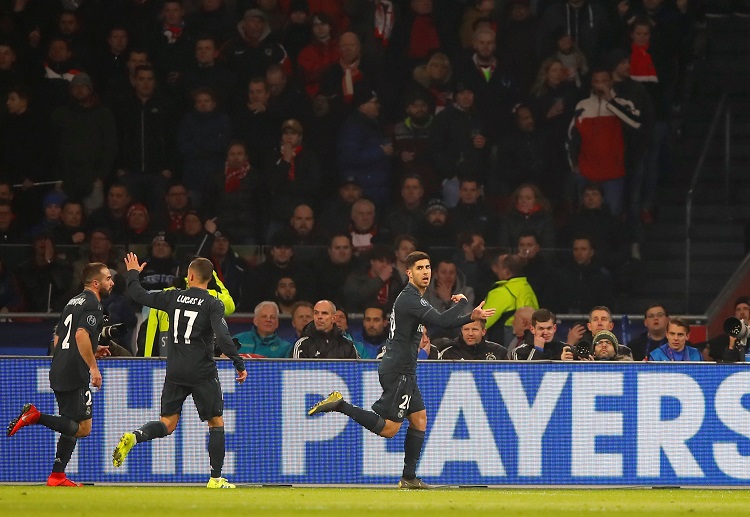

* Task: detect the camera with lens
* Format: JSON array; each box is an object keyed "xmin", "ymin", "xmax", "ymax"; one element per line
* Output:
[
  {"xmin": 100, "ymin": 323, "xmax": 126, "ymax": 342},
  {"xmin": 570, "ymin": 339, "xmax": 592, "ymax": 360},
  {"xmin": 724, "ymin": 317, "xmax": 750, "ymax": 345}
]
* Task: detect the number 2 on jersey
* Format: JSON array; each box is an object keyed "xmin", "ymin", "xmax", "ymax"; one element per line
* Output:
[
  {"xmin": 60, "ymin": 313, "xmax": 73, "ymax": 349},
  {"xmin": 173, "ymin": 309, "xmax": 198, "ymax": 344}
]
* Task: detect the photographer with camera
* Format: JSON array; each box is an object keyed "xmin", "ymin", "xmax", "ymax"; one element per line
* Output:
[
  {"xmin": 512, "ymin": 308, "xmax": 565, "ymax": 360},
  {"xmin": 699, "ymin": 296, "xmax": 750, "ymax": 362},
  {"xmin": 648, "ymin": 318, "xmax": 702, "ymax": 362}
]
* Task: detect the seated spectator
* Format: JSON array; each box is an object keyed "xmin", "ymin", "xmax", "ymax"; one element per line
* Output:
[
  {"xmin": 275, "ymin": 276, "xmax": 299, "ymax": 315},
  {"xmin": 290, "ymin": 300, "xmax": 314, "ymax": 339},
  {"xmin": 29, "ymin": 191, "xmax": 66, "ymax": 240},
  {"xmin": 266, "ymin": 119, "xmax": 322, "ymax": 234},
  {"xmin": 124, "ymin": 204, "xmax": 154, "ymax": 246},
  {"xmin": 699, "ymin": 296, "xmax": 749, "ymax": 363},
  {"xmin": 517, "ymin": 231, "xmax": 565, "ymax": 313},
  {"xmin": 297, "ymin": 12, "xmax": 339, "ymax": 98},
  {"xmin": 627, "ymin": 303, "xmax": 670, "ymax": 361},
  {"xmin": 140, "ymin": 232, "xmax": 179, "ymax": 291},
  {"xmin": 151, "ymin": 182, "xmax": 193, "ymax": 234},
  {"xmin": 588, "ymin": 330, "xmax": 633, "ymax": 361},
  {"xmin": 217, "ymin": 141, "xmax": 262, "ymax": 245},
  {"xmin": 435, "ymin": 319, "xmax": 507, "ymax": 360},
  {"xmin": 69, "ymin": 229, "xmax": 126, "ymax": 297},
  {"xmin": 497, "ymin": 183, "xmax": 555, "ymax": 251},
  {"xmin": 15, "ymin": 234, "xmax": 73, "ymax": 312},
  {"xmin": 417, "ymin": 198, "xmax": 456, "ymax": 253},
  {"xmin": 648, "ymin": 318, "xmax": 702, "ymax": 362},
  {"xmin": 566, "ymin": 305, "xmax": 617, "ymax": 348},
  {"xmin": 270, "ymin": 203, "xmax": 328, "ymax": 248},
  {"xmin": 333, "ymin": 309, "xmax": 359, "ymax": 350},
  {"xmin": 0, "ymin": 199, "xmax": 26, "ymax": 244},
  {"xmin": 559, "ymin": 236, "xmax": 615, "ymax": 313},
  {"xmin": 234, "ymin": 301, "xmax": 293, "ymax": 358},
  {"xmin": 424, "ymin": 257, "xmax": 475, "ymax": 313},
  {"xmin": 177, "ymin": 87, "xmax": 230, "ymax": 212},
  {"xmin": 449, "ymin": 177, "xmax": 495, "ymax": 243},
  {"xmin": 173, "ymin": 210, "xmax": 208, "ymax": 252},
  {"xmin": 506, "ymin": 306, "xmax": 534, "ymax": 359},
  {"xmin": 354, "ymin": 305, "xmax": 388, "ymax": 359},
  {"xmin": 484, "ymin": 253, "xmax": 539, "ymax": 345},
  {"xmin": 393, "ymin": 234, "xmax": 417, "ymax": 285},
  {"xmin": 348, "ymin": 198, "xmax": 391, "ymax": 257},
  {"xmin": 453, "ymin": 231, "xmax": 494, "ymax": 303},
  {"xmin": 342, "ymin": 244, "xmax": 403, "ymax": 314},
  {"xmin": 511, "ymin": 308, "xmax": 565, "ymax": 360},
  {"xmin": 86, "ymin": 183, "xmax": 132, "ymax": 244},
  {"xmin": 292, "ymin": 299, "xmax": 359, "ymax": 358},
  {"xmin": 384, "ymin": 174, "xmax": 426, "ymax": 237},
  {"xmin": 392, "ymin": 91, "xmax": 439, "ymax": 198},
  {"xmin": 412, "ymin": 52, "xmax": 453, "ymax": 115},
  {"xmin": 50, "ymin": 200, "xmax": 86, "ymax": 248},
  {"xmin": 319, "ymin": 177, "xmax": 363, "ymax": 235},
  {"xmin": 204, "ymin": 225, "xmax": 247, "ymax": 303},
  {"xmin": 316, "ymin": 233, "xmax": 359, "ymax": 308}
]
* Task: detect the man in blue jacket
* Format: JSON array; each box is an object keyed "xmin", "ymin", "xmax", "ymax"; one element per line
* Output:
[{"xmin": 648, "ymin": 317, "xmax": 702, "ymax": 362}]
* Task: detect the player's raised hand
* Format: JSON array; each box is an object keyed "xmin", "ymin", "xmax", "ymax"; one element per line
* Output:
[
  {"xmin": 124, "ymin": 252, "xmax": 146, "ymax": 272},
  {"xmin": 451, "ymin": 294, "xmax": 467, "ymax": 304},
  {"xmin": 236, "ymin": 369, "xmax": 247, "ymax": 384},
  {"xmin": 471, "ymin": 300, "xmax": 496, "ymax": 321}
]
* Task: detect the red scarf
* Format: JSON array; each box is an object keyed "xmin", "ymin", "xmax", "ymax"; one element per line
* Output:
[
  {"xmin": 163, "ymin": 24, "xmax": 184, "ymax": 44},
  {"xmin": 368, "ymin": 269, "xmax": 389, "ymax": 305},
  {"xmin": 516, "ymin": 202, "xmax": 543, "ymax": 216},
  {"xmin": 630, "ymin": 43, "xmax": 658, "ymax": 83},
  {"xmin": 286, "ymin": 146, "xmax": 303, "ymax": 181},
  {"xmin": 340, "ymin": 58, "xmax": 362, "ymax": 103},
  {"xmin": 225, "ymin": 162, "xmax": 249, "ymax": 193},
  {"xmin": 408, "ymin": 15, "xmax": 440, "ymax": 59},
  {"xmin": 374, "ymin": 0, "xmax": 395, "ymax": 48}
]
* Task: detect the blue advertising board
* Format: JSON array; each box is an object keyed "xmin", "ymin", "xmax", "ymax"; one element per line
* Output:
[{"xmin": 1, "ymin": 358, "xmax": 748, "ymax": 486}]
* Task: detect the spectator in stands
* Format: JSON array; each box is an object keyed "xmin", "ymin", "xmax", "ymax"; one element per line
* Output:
[
  {"xmin": 216, "ymin": 141, "xmax": 261, "ymax": 245},
  {"xmin": 392, "ymin": 92, "xmax": 439, "ymax": 198},
  {"xmin": 86, "ymin": 183, "xmax": 132, "ymax": 245},
  {"xmin": 538, "ymin": 0, "xmax": 610, "ymax": 64},
  {"xmin": 187, "ymin": 0, "xmax": 238, "ymax": 47},
  {"xmin": 700, "ymin": 296, "xmax": 750, "ymax": 362},
  {"xmin": 113, "ymin": 65, "xmax": 177, "ymax": 209},
  {"xmin": 173, "ymin": 210, "xmax": 207, "ymax": 252},
  {"xmin": 484, "ymin": 253, "xmax": 538, "ymax": 345},
  {"xmin": 566, "ymin": 305, "xmax": 616, "ymax": 347},
  {"xmin": 291, "ymin": 300, "xmax": 315, "ymax": 340},
  {"xmin": 15, "ymin": 234, "xmax": 73, "ymax": 312},
  {"xmin": 37, "ymin": 38, "xmax": 82, "ymax": 117},
  {"xmin": 449, "ymin": 177, "xmax": 495, "ymax": 243},
  {"xmin": 177, "ymin": 87, "xmax": 230, "ymax": 212},
  {"xmin": 266, "ymin": 119, "xmax": 322, "ymax": 233},
  {"xmin": 389, "ymin": 0, "xmax": 448, "ymax": 81},
  {"xmin": 348, "ymin": 198, "xmax": 390, "ymax": 257},
  {"xmin": 648, "ymin": 317, "xmax": 702, "ymax": 361},
  {"xmin": 180, "ymin": 36, "xmax": 237, "ymax": 111},
  {"xmin": 416, "ymin": 199, "xmax": 456, "ymax": 254},
  {"xmin": 271, "ymin": 203, "xmax": 328, "ymax": 247},
  {"xmin": 567, "ymin": 67, "xmax": 641, "ymax": 218},
  {"xmin": 412, "ymin": 51, "xmax": 453, "ymax": 115},
  {"xmin": 205, "ymin": 225, "xmax": 247, "ymax": 303},
  {"xmin": 93, "ymin": 26, "xmax": 130, "ymax": 97},
  {"xmin": 563, "ymin": 330, "xmax": 633, "ymax": 361},
  {"xmin": 497, "ymin": 183, "xmax": 555, "ymax": 250},
  {"xmin": 499, "ymin": 0, "xmax": 539, "ymax": 93},
  {"xmin": 337, "ymin": 84, "xmax": 393, "ymax": 208},
  {"xmin": 506, "ymin": 305, "xmax": 534, "ymax": 359},
  {"xmin": 553, "ymin": 31, "xmax": 589, "ymax": 89},
  {"xmin": 0, "ymin": 199, "xmax": 25, "ymax": 244},
  {"xmin": 316, "ymin": 233, "xmax": 357, "ymax": 308},
  {"xmin": 223, "ymin": 8, "xmax": 291, "ymax": 90},
  {"xmin": 558, "ymin": 182, "xmax": 628, "ymax": 272},
  {"xmin": 559, "ymin": 236, "xmax": 615, "ymax": 313},
  {"xmin": 393, "ymin": 234, "xmax": 417, "ymax": 285},
  {"xmin": 511, "ymin": 308, "xmax": 564, "ymax": 360},
  {"xmin": 275, "ymin": 276, "xmax": 299, "ymax": 315},
  {"xmin": 151, "ymin": 182, "xmax": 192, "ymax": 234},
  {"xmin": 50, "ymin": 200, "xmax": 86, "ymax": 247},
  {"xmin": 265, "ymin": 64, "xmax": 311, "ymax": 124},
  {"xmin": 424, "ymin": 257, "xmax": 474, "ymax": 312},
  {"xmin": 51, "ymin": 73, "xmax": 117, "ymax": 211},
  {"xmin": 435, "ymin": 319, "xmax": 507, "ymax": 360},
  {"xmin": 452, "ymin": 27, "xmax": 520, "ymax": 142},
  {"xmin": 496, "ymin": 104, "xmax": 548, "ymax": 198},
  {"xmin": 517, "ymin": 231, "xmax": 564, "ymax": 313},
  {"xmin": 69, "ymin": 229, "xmax": 126, "ymax": 297},
  {"xmin": 293, "ymin": 299, "xmax": 359, "ymax": 358},
  {"xmin": 427, "ymin": 81, "xmax": 486, "ymax": 206},
  {"xmin": 234, "ymin": 301, "xmax": 293, "ymax": 358},
  {"xmin": 297, "ymin": 12, "xmax": 340, "ymax": 98},
  {"xmin": 30, "ymin": 191, "xmax": 66, "ymax": 239},
  {"xmin": 319, "ymin": 177, "xmax": 363, "ymax": 235},
  {"xmin": 384, "ymin": 174, "xmax": 425, "ymax": 236},
  {"xmin": 123, "ymin": 203, "xmax": 153, "ymax": 246},
  {"xmin": 149, "ymin": 0, "xmax": 194, "ymax": 94},
  {"xmin": 354, "ymin": 304, "xmax": 389, "ymax": 359},
  {"xmin": 103, "ymin": 48, "xmax": 151, "ymax": 107},
  {"xmin": 0, "ymin": 43, "xmax": 23, "ymax": 106},
  {"xmin": 453, "ymin": 231, "xmax": 494, "ymax": 303},
  {"xmin": 342, "ymin": 244, "xmax": 403, "ymax": 314},
  {"xmin": 232, "ymin": 76, "xmax": 281, "ymax": 167},
  {"xmin": 0, "ymin": 256, "xmax": 25, "ymax": 313},
  {"xmin": 459, "ymin": 1, "xmax": 496, "ymax": 48},
  {"xmin": 140, "ymin": 232, "xmax": 179, "ymax": 292},
  {"xmin": 281, "ymin": 2, "xmax": 311, "ymax": 62},
  {"xmin": 627, "ymin": 303, "xmax": 669, "ymax": 361}
]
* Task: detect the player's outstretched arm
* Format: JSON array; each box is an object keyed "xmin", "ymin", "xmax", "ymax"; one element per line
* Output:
[
  {"xmin": 471, "ymin": 301, "xmax": 496, "ymax": 322},
  {"xmin": 124, "ymin": 252, "xmax": 146, "ymax": 273},
  {"xmin": 124, "ymin": 252, "xmax": 171, "ymax": 310}
]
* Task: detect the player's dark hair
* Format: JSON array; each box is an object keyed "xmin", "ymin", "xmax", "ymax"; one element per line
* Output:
[
  {"xmin": 188, "ymin": 257, "xmax": 214, "ymax": 283},
  {"xmin": 532, "ymin": 308, "xmax": 555, "ymax": 326},
  {"xmin": 405, "ymin": 251, "xmax": 430, "ymax": 269},
  {"xmin": 82, "ymin": 262, "xmax": 108, "ymax": 285}
]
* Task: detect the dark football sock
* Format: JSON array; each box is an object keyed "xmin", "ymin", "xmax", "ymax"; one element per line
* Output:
[
  {"xmin": 402, "ymin": 428, "xmax": 425, "ymax": 480},
  {"xmin": 208, "ymin": 426, "xmax": 225, "ymax": 479},
  {"xmin": 134, "ymin": 421, "xmax": 168, "ymax": 443},
  {"xmin": 52, "ymin": 435, "xmax": 77, "ymax": 473},
  {"xmin": 38, "ymin": 414, "xmax": 79, "ymax": 437},
  {"xmin": 337, "ymin": 401, "xmax": 386, "ymax": 435}
]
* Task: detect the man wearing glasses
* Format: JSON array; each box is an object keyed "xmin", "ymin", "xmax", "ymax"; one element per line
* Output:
[{"xmin": 627, "ymin": 304, "xmax": 669, "ymax": 361}]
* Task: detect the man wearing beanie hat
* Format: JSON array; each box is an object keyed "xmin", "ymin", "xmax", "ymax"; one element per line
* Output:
[
  {"xmin": 140, "ymin": 231, "xmax": 179, "ymax": 291},
  {"xmin": 124, "ymin": 203, "xmax": 153, "ymax": 245},
  {"xmin": 591, "ymin": 330, "xmax": 633, "ymax": 361},
  {"xmin": 417, "ymin": 198, "xmax": 456, "ymax": 250}
]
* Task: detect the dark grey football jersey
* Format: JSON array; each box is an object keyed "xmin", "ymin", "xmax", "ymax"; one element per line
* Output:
[{"xmin": 379, "ymin": 283, "xmax": 473, "ymax": 376}]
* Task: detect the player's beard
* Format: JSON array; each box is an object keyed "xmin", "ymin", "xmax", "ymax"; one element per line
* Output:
[{"xmin": 98, "ymin": 285, "xmax": 111, "ymax": 300}]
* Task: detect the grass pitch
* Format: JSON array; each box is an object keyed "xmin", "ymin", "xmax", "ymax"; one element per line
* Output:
[{"xmin": 1, "ymin": 486, "xmax": 749, "ymax": 516}]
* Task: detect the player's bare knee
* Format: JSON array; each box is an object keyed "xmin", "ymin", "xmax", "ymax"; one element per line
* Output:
[
  {"xmin": 379, "ymin": 420, "xmax": 401, "ymax": 438},
  {"xmin": 161, "ymin": 415, "xmax": 179, "ymax": 434},
  {"xmin": 74, "ymin": 420, "xmax": 92, "ymax": 438},
  {"xmin": 207, "ymin": 416, "xmax": 224, "ymax": 428}
]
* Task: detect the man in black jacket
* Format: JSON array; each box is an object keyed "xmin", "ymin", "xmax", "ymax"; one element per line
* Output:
[
  {"xmin": 512, "ymin": 308, "xmax": 565, "ymax": 360},
  {"xmin": 436, "ymin": 319, "xmax": 507, "ymax": 360},
  {"xmin": 292, "ymin": 300, "xmax": 359, "ymax": 358}
]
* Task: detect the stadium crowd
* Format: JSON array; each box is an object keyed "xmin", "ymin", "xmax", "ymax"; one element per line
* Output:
[{"xmin": 0, "ymin": 0, "xmax": 718, "ymax": 359}]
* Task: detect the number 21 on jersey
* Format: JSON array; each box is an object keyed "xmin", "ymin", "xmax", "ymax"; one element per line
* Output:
[{"xmin": 173, "ymin": 309, "xmax": 198, "ymax": 344}]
